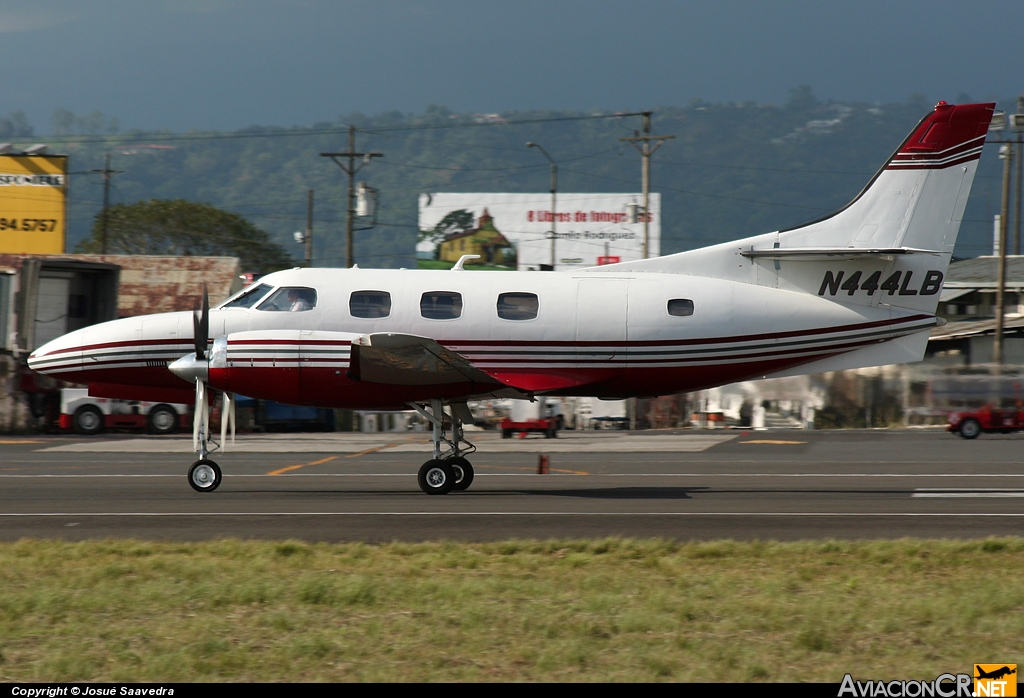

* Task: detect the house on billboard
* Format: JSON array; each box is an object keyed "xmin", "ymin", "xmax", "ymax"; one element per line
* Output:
[{"xmin": 436, "ymin": 209, "xmax": 516, "ymax": 266}]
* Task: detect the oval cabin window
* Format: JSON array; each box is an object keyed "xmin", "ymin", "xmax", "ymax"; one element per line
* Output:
[
  {"xmin": 421, "ymin": 291, "xmax": 463, "ymax": 320},
  {"xmin": 350, "ymin": 290, "xmax": 392, "ymax": 318},
  {"xmin": 667, "ymin": 299, "xmax": 694, "ymax": 317},
  {"xmin": 497, "ymin": 293, "xmax": 539, "ymax": 321}
]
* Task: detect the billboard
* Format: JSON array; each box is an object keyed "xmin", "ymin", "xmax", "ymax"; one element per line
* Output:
[
  {"xmin": 418, "ymin": 192, "xmax": 660, "ymax": 271},
  {"xmin": 0, "ymin": 154, "xmax": 67, "ymax": 254}
]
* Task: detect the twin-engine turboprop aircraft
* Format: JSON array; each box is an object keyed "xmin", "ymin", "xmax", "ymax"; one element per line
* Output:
[{"xmin": 28, "ymin": 101, "xmax": 995, "ymax": 494}]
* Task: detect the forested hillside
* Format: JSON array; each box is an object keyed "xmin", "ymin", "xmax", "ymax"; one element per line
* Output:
[{"xmin": 16, "ymin": 88, "xmax": 1011, "ymax": 270}]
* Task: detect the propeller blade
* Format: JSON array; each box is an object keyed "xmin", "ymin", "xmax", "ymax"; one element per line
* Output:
[
  {"xmin": 220, "ymin": 392, "xmax": 235, "ymax": 451},
  {"xmin": 192, "ymin": 378, "xmax": 206, "ymax": 451},
  {"xmin": 193, "ymin": 285, "xmax": 210, "ymax": 360}
]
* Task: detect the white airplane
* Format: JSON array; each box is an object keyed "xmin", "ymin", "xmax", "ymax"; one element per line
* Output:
[{"xmin": 28, "ymin": 101, "xmax": 995, "ymax": 495}]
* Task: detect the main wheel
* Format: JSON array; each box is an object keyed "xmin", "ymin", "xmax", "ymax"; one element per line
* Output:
[
  {"xmin": 959, "ymin": 418, "xmax": 981, "ymax": 439},
  {"xmin": 148, "ymin": 405, "xmax": 179, "ymax": 435},
  {"xmin": 448, "ymin": 457, "xmax": 475, "ymax": 491},
  {"xmin": 73, "ymin": 405, "xmax": 104, "ymax": 435},
  {"xmin": 418, "ymin": 459, "xmax": 455, "ymax": 495},
  {"xmin": 188, "ymin": 459, "xmax": 222, "ymax": 492}
]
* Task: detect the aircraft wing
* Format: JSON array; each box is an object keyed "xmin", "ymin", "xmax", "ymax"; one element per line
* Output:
[
  {"xmin": 349, "ymin": 333, "xmax": 505, "ymax": 387},
  {"xmin": 348, "ymin": 333, "xmax": 590, "ymax": 394}
]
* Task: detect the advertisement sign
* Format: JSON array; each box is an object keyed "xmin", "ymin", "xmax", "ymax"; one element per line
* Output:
[
  {"xmin": 0, "ymin": 154, "xmax": 67, "ymax": 254},
  {"xmin": 418, "ymin": 192, "xmax": 660, "ymax": 271}
]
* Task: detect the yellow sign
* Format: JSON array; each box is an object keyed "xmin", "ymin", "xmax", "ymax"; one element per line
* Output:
[
  {"xmin": 0, "ymin": 154, "xmax": 67, "ymax": 253},
  {"xmin": 975, "ymin": 665, "xmax": 1017, "ymax": 697}
]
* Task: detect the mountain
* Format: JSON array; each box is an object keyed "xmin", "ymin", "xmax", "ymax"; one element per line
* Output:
[{"xmin": 40, "ymin": 90, "xmax": 1012, "ymax": 271}]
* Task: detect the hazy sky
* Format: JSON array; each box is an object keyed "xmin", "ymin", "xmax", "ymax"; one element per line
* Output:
[{"xmin": 2, "ymin": 0, "xmax": 1022, "ymax": 133}]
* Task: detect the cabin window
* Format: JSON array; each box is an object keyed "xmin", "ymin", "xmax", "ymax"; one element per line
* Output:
[
  {"xmin": 256, "ymin": 287, "xmax": 318, "ymax": 312},
  {"xmin": 220, "ymin": 283, "xmax": 272, "ymax": 309},
  {"xmin": 667, "ymin": 299, "xmax": 694, "ymax": 317},
  {"xmin": 350, "ymin": 290, "xmax": 391, "ymax": 318},
  {"xmin": 497, "ymin": 292, "xmax": 538, "ymax": 321},
  {"xmin": 421, "ymin": 291, "xmax": 463, "ymax": 320}
]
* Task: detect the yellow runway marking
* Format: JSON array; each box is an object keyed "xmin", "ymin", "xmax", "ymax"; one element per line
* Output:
[
  {"xmin": 346, "ymin": 443, "xmax": 399, "ymax": 459},
  {"xmin": 0, "ymin": 440, "xmax": 43, "ymax": 444},
  {"xmin": 739, "ymin": 440, "xmax": 806, "ymax": 445},
  {"xmin": 267, "ymin": 456, "xmax": 338, "ymax": 476}
]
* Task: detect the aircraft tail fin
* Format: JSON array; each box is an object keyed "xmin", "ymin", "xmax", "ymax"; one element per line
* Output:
[
  {"xmin": 777, "ymin": 100, "xmax": 994, "ymax": 254},
  {"xmin": 602, "ymin": 102, "xmax": 995, "ymax": 315}
]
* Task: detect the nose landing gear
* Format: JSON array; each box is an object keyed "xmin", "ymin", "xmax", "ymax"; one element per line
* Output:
[{"xmin": 409, "ymin": 399, "xmax": 477, "ymax": 495}]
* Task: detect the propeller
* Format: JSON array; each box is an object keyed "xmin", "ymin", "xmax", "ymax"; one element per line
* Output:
[
  {"xmin": 220, "ymin": 391, "xmax": 236, "ymax": 449},
  {"xmin": 170, "ymin": 285, "xmax": 233, "ymax": 452},
  {"xmin": 189, "ymin": 285, "xmax": 211, "ymax": 451},
  {"xmin": 193, "ymin": 285, "xmax": 209, "ymax": 360},
  {"xmin": 192, "ymin": 377, "xmax": 208, "ymax": 451}
]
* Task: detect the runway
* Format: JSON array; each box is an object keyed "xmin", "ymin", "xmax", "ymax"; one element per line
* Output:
[{"xmin": 1, "ymin": 428, "xmax": 1023, "ymax": 541}]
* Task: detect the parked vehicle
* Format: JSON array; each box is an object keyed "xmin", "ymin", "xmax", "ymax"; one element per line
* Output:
[
  {"xmin": 500, "ymin": 416, "xmax": 561, "ymax": 438},
  {"xmin": 947, "ymin": 406, "xmax": 1024, "ymax": 439},
  {"xmin": 60, "ymin": 388, "xmax": 189, "ymax": 435}
]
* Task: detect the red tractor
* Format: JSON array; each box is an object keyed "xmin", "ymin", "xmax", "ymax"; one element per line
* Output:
[{"xmin": 947, "ymin": 406, "xmax": 1024, "ymax": 439}]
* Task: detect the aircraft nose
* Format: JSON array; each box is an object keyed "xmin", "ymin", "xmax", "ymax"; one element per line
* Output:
[{"xmin": 27, "ymin": 328, "xmax": 88, "ymax": 376}]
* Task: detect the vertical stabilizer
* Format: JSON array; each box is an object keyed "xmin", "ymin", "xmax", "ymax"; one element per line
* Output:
[
  {"xmin": 605, "ymin": 102, "xmax": 995, "ymax": 317},
  {"xmin": 780, "ymin": 101, "xmax": 994, "ymax": 254}
]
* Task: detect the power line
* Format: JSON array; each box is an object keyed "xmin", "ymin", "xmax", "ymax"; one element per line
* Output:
[{"xmin": 25, "ymin": 111, "xmax": 647, "ymax": 146}]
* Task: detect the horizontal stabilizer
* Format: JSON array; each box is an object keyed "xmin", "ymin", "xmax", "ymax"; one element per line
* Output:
[{"xmin": 741, "ymin": 247, "xmax": 942, "ymax": 261}]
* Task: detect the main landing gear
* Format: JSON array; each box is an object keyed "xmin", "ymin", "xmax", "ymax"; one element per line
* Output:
[{"xmin": 409, "ymin": 399, "xmax": 476, "ymax": 495}]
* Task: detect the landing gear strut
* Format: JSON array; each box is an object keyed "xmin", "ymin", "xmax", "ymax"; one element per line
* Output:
[{"xmin": 409, "ymin": 399, "xmax": 476, "ymax": 495}]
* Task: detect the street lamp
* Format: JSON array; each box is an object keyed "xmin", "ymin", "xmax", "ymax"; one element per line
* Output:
[{"xmin": 527, "ymin": 142, "xmax": 557, "ymax": 270}]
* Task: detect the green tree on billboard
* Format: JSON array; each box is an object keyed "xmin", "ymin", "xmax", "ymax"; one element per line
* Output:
[{"xmin": 419, "ymin": 208, "xmax": 475, "ymax": 258}]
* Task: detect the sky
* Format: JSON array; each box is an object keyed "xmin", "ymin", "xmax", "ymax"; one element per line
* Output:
[{"xmin": 1, "ymin": 0, "xmax": 1022, "ymax": 133}]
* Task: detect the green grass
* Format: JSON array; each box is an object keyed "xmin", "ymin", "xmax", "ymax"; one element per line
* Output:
[{"xmin": 0, "ymin": 538, "xmax": 1021, "ymax": 681}]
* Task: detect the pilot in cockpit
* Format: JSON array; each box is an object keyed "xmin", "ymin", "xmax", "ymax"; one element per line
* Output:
[{"xmin": 288, "ymin": 289, "xmax": 310, "ymax": 312}]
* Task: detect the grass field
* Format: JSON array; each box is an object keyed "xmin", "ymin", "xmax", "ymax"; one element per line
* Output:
[{"xmin": 0, "ymin": 538, "xmax": 1020, "ymax": 682}]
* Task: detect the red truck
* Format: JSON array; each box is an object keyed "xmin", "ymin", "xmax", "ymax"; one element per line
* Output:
[
  {"xmin": 500, "ymin": 417, "xmax": 562, "ymax": 439},
  {"xmin": 947, "ymin": 406, "xmax": 1024, "ymax": 439}
]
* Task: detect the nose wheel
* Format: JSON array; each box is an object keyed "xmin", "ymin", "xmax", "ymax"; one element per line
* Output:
[{"xmin": 188, "ymin": 459, "xmax": 222, "ymax": 492}]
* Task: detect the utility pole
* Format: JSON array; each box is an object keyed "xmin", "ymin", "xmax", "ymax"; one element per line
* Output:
[
  {"xmin": 321, "ymin": 126, "xmax": 383, "ymax": 268},
  {"xmin": 995, "ymin": 142, "xmax": 1013, "ymax": 367},
  {"xmin": 305, "ymin": 189, "xmax": 314, "ymax": 267},
  {"xmin": 527, "ymin": 142, "xmax": 557, "ymax": 269},
  {"xmin": 620, "ymin": 112, "xmax": 673, "ymax": 258},
  {"xmin": 1016, "ymin": 95, "xmax": 1023, "ymax": 256},
  {"xmin": 89, "ymin": 153, "xmax": 123, "ymax": 254}
]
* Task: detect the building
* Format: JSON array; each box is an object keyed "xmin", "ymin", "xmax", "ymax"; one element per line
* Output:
[
  {"xmin": 437, "ymin": 209, "xmax": 515, "ymax": 265},
  {"xmin": 0, "ymin": 254, "xmax": 242, "ymax": 432}
]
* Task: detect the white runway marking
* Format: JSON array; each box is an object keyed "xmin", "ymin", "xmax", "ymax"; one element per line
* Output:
[
  {"xmin": 912, "ymin": 488, "xmax": 1024, "ymax": 498},
  {"xmin": 3, "ymin": 512, "xmax": 1024, "ymax": 517}
]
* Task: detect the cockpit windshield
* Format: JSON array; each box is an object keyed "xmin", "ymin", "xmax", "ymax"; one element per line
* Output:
[
  {"xmin": 257, "ymin": 287, "xmax": 318, "ymax": 312},
  {"xmin": 219, "ymin": 283, "xmax": 273, "ymax": 309}
]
